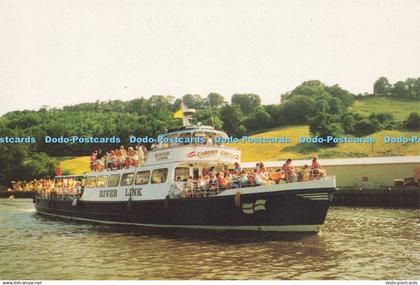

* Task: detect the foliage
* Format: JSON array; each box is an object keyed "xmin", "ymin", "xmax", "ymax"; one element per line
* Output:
[
  {"xmin": 1, "ymin": 77, "xmax": 419, "ymax": 183},
  {"xmin": 373, "ymin": 77, "xmax": 392, "ymax": 96},
  {"xmin": 220, "ymin": 104, "xmax": 243, "ymax": 134},
  {"xmin": 373, "ymin": 77, "xmax": 420, "ymax": 98},
  {"xmin": 231, "ymin": 94, "xmax": 261, "ymax": 113},
  {"xmin": 309, "ymin": 113, "xmax": 344, "ymax": 146},
  {"xmin": 404, "ymin": 112, "xmax": 420, "ymax": 130}
]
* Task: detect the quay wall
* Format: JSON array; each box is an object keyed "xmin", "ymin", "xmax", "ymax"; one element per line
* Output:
[{"xmin": 332, "ymin": 188, "xmax": 419, "ymax": 209}]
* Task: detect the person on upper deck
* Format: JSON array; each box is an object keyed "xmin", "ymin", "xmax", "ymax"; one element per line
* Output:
[
  {"xmin": 282, "ymin": 158, "xmax": 293, "ymax": 183},
  {"xmin": 141, "ymin": 145, "xmax": 148, "ymax": 157},
  {"xmin": 197, "ymin": 175, "xmax": 207, "ymax": 192},
  {"xmin": 172, "ymin": 176, "xmax": 183, "ymax": 198},
  {"xmin": 223, "ymin": 165, "xmax": 229, "ymax": 176},
  {"xmin": 209, "ymin": 173, "xmax": 219, "ymax": 192},
  {"xmin": 311, "ymin": 156, "xmax": 321, "ymax": 170},
  {"xmin": 217, "ymin": 172, "xmax": 230, "ymax": 190},
  {"xmin": 311, "ymin": 156, "xmax": 323, "ymax": 179},
  {"xmin": 239, "ymin": 170, "xmax": 249, "ymax": 186},
  {"xmin": 234, "ymin": 162, "xmax": 242, "ymax": 173},
  {"xmin": 96, "ymin": 150, "xmax": 103, "ymax": 171},
  {"xmin": 90, "ymin": 151, "xmax": 97, "ymax": 171},
  {"xmin": 254, "ymin": 171, "xmax": 265, "ymax": 186},
  {"xmin": 209, "ymin": 167, "xmax": 217, "ymax": 176},
  {"xmin": 119, "ymin": 146, "xmax": 127, "ymax": 168},
  {"xmin": 202, "ymin": 167, "xmax": 210, "ymax": 177},
  {"xmin": 150, "ymin": 141, "xmax": 158, "ymax": 150}
]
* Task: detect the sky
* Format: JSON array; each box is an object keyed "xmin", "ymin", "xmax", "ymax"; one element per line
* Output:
[{"xmin": 1, "ymin": 0, "xmax": 420, "ymax": 115}]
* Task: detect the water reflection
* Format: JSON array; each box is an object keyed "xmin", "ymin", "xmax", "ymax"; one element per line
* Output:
[{"xmin": 0, "ymin": 199, "xmax": 418, "ymax": 280}]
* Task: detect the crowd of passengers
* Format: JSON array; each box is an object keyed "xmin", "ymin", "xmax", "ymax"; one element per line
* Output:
[
  {"xmin": 90, "ymin": 145, "xmax": 149, "ymax": 171},
  {"xmin": 10, "ymin": 179, "xmax": 53, "ymax": 192},
  {"xmin": 171, "ymin": 156, "xmax": 325, "ymax": 198},
  {"xmin": 89, "ymin": 135, "xmax": 223, "ymax": 172}
]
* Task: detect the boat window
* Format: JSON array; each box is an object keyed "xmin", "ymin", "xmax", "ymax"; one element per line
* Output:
[
  {"xmin": 108, "ymin": 174, "xmax": 120, "ymax": 187},
  {"xmin": 97, "ymin": 175, "xmax": 108, "ymax": 187},
  {"xmin": 168, "ymin": 134, "xmax": 178, "ymax": 147},
  {"xmin": 192, "ymin": 132, "xmax": 206, "ymax": 145},
  {"xmin": 179, "ymin": 132, "xmax": 192, "ymax": 145},
  {"xmin": 175, "ymin": 167, "xmax": 189, "ymax": 182},
  {"xmin": 135, "ymin": 170, "xmax": 150, "ymax": 185},
  {"xmin": 193, "ymin": 168, "xmax": 199, "ymax": 179},
  {"xmin": 151, "ymin": 168, "xmax": 168, "ymax": 184},
  {"xmin": 86, "ymin": 176, "xmax": 97, "ymax": 188},
  {"xmin": 121, "ymin": 173, "xmax": 135, "ymax": 186}
]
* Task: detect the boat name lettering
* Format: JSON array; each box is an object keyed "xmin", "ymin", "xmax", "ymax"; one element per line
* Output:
[
  {"xmin": 154, "ymin": 151, "xmax": 170, "ymax": 161},
  {"xmin": 220, "ymin": 150, "xmax": 239, "ymax": 160},
  {"xmin": 196, "ymin": 150, "xmax": 218, "ymax": 158},
  {"xmin": 99, "ymin": 189, "xmax": 118, "ymax": 198},
  {"xmin": 125, "ymin": 187, "xmax": 143, "ymax": 196}
]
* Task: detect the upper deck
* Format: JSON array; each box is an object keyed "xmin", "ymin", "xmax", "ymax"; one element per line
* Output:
[{"xmin": 144, "ymin": 125, "xmax": 241, "ymax": 166}]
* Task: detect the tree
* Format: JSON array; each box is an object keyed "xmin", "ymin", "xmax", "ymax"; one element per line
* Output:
[
  {"xmin": 242, "ymin": 107, "xmax": 272, "ymax": 131},
  {"xmin": 182, "ymin": 94, "xmax": 204, "ymax": 109},
  {"xmin": 353, "ymin": 119, "xmax": 379, "ymax": 136},
  {"xmin": 373, "ymin": 77, "xmax": 391, "ymax": 96},
  {"xmin": 207, "ymin": 93, "xmax": 225, "ymax": 107},
  {"xmin": 404, "ymin": 112, "xmax": 420, "ymax": 130},
  {"xmin": 392, "ymin": 81, "xmax": 407, "ymax": 97},
  {"xmin": 414, "ymin": 78, "xmax": 420, "ymax": 98},
  {"xmin": 280, "ymin": 95, "xmax": 317, "ymax": 125},
  {"xmin": 231, "ymin": 94, "xmax": 261, "ymax": 113},
  {"xmin": 195, "ymin": 109, "xmax": 223, "ymax": 130},
  {"xmin": 235, "ymin": 125, "xmax": 247, "ymax": 137},
  {"xmin": 329, "ymin": 97, "xmax": 344, "ymax": 115},
  {"xmin": 340, "ymin": 112, "xmax": 359, "ymax": 134},
  {"xmin": 309, "ymin": 113, "xmax": 344, "ymax": 146},
  {"xmin": 254, "ymin": 107, "xmax": 272, "ymax": 129},
  {"xmin": 325, "ymin": 84, "xmax": 354, "ymax": 107},
  {"xmin": 220, "ymin": 104, "xmax": 243, "ymax": 134},
  {"xmin": 369, "ymin": 112, "xmax": 394, "ymax": 124},
  {"xmin": 282, "ymin": 80, "xmax": 329, "ymax": 102},
  {"xmin": 405, "ymin": 78, "xmax": 417, "ymax": 98}
]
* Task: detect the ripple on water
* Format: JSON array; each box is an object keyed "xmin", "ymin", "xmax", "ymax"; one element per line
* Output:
[{"xmin": 0, "ymin": 200, "xmax": 419, "ymax": 279}]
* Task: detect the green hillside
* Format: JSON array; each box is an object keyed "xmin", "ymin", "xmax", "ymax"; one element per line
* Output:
[
  {"xmin": 230, "ymin": 126, "xmax": 420, "ymax": 162},
  {"xmin": 60, "ymin": 96, "xmax": 420, "ymax": 172},
  {"xmin": 350, "ymin": 96, "xmax": 420, "ymax": 121}
]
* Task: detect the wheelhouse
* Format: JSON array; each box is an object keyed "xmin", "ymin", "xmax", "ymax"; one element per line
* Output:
[{"xmin": 156, "ymin": 126, "xmax": 229, "ymax": 149}]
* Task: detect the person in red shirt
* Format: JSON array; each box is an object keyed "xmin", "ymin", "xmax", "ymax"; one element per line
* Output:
[
  {"xmin": 282, "ymin": 158, "xmax": 293, "ymax": 183},
  {"xmin": 311, "ymin": 156, "xmax": 322, "ymax": 180},
  {"xmin": 217, "ymin": 172, "xmax": 229, "ymax": 190}
]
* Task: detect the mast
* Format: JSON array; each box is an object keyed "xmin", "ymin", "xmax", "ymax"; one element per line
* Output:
[{"xmin": 180, "ymin": 102, "xmax": 196, "ymax": 127}]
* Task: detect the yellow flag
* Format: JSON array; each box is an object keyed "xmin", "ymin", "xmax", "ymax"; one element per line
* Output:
[{"xmin": 173, "ymin": 108, "xmax": 183, "ymax": 119}]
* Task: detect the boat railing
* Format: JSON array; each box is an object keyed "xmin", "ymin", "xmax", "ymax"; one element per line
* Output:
[
  {"xmin": 168, "ymin": 173, "xmax": 331, "ymax": 200},
  {"xmin": 36, "ymin": 187, "xmax": 82, "ymax": 200}
]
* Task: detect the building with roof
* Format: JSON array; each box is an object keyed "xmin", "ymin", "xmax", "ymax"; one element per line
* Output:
[{"xmin": 242, "ymin": 156, "xmax": 420, "ymax": 188}]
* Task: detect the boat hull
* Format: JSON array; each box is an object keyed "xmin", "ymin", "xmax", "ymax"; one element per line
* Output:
[{"xmin": 34, "ymin": 187, "xmax": 335, "ymax": 232}]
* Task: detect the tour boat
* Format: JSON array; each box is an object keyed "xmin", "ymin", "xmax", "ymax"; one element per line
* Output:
[{"xmin": 34, "ymin": 108, "xmax": 336, "ymax": 233}]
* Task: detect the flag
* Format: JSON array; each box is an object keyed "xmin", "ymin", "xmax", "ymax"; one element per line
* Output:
[{"xmin": 173, "ymin": 108, "xmax": 183, "ymax": 119}]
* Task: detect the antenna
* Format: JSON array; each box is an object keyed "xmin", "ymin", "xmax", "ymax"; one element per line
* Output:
[{"xmin": 208, "ymin": 97, "xmax": 215, "ymax": 128}]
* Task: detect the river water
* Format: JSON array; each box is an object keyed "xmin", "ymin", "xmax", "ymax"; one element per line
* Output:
[{"xmin": 0, "ymin": 199, "xmax": 418, "ymax": 280}]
